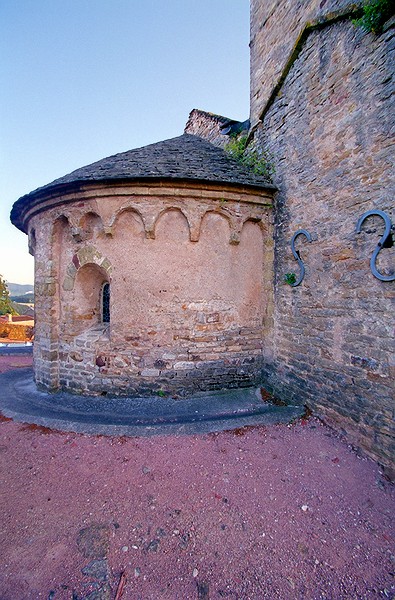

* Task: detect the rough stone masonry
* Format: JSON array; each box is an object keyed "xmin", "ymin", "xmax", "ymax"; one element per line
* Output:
[
  {"xmin": 10, "ymin": 1, "xmax": 394, "ymax": 471},
  {"xmin": 249, "ymin": 0, "xmax": 394, "ymax": 468},
  {"xmin": 11, "ymin": 135, "xmax": 275, "ymax": 398}
]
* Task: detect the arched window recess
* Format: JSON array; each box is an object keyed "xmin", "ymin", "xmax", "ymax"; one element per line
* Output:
[{"xmin": 101, "ymin": 282, "xmax": 110, "ymax": 324}]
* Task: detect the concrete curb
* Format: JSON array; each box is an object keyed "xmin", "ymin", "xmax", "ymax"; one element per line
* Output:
[{"xmin": 0, "ymin": 368, "xmax": 306, "ymax": 437}]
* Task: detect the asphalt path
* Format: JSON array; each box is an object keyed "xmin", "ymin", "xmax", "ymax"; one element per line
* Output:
[{"xmin": 0, "ymin": 345, "xmax": 33, "ymax": 355}]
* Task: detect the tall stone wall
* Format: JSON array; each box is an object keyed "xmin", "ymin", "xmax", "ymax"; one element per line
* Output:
[
  {"xmin": 250, "ymin": 0, "xmax": 366, "ymax": 126},
  {"xmin": 250, "ymin": 2, "xmax": 394, "ymax": 467}
]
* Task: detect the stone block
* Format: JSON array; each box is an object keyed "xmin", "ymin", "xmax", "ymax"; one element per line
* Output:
[
  {"xmin": 69, "ymin": 351, "xmax": 83, "ymax": 362},
  {"xmin": 173, "ymin": 361, "xmax": 196, "ymax": 370},
  {"xmin": 113, "ymin": 356, "xmax": 129, "ymax": 368},
  {"xmin": 63, "ymin": 276, "xmax": 74, "ymax": 291},
  {"xmin": 141, "ymin": 368, "xmax": 160, "ymax": 377}
]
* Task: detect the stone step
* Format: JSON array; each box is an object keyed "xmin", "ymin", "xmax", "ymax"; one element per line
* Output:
[{"xmin": 0, "ymin": 368, "xmax": 306, "ymax": 437}]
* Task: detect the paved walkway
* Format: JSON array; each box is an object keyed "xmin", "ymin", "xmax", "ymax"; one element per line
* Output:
[
  {"xmin": 0, "ymin": 344, "xmax": 33, "ymax": 355},
  {"xmin": 0, "ymin": 367, "xmax": 305, "ymax": 436}
]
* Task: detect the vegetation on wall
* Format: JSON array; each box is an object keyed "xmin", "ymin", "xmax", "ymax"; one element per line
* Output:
[
  {"xmin": 353, "ymin": 0, "xmax": 394, "ymax": 34},
  {"xmin": 225, "ymin": 134, "xmax": 275, "ymax": 182},
  {"xmin": 0, "ymin": 276, "xmax": 16, "ymax": 315},
  {"xmin": 283, "ymin": 272, "xmax": 297, "ymax": 286}
]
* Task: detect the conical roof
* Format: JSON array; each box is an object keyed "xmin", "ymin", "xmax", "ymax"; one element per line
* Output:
[{"xmin": 11, "ymin": 133, "xmax": 275, "ymax": 232}]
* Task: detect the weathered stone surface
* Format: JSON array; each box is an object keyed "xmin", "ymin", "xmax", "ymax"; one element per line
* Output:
[
  {"xmin": 251, "ymin": 5, "xmax": 394, "ymax": 467},
  {"xmin": 141, "ymin": 368, "xmax": 161, "ymax": 378},
  {"xmin": 250, "ymin": 0, "xmax": 364, "ymax": 126},
  {"xmin": 185, "ymin": 109, "xmax": 233, "ymax": 148},
  {"xmin": 173, "ymin": 361, "xmax": 196, "ymax": 370},
  {"xmin": 113, "ymin": 356, "xmax": 128, "ymax": 369},
  {"xmin": 26, "ymin": 177, "xmax": 273, "ymax": 397}
]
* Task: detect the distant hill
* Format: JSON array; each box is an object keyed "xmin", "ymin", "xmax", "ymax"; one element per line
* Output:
[
  {"xmin": 11, "ymin": 293, "xmax": 35, "ymax": 303},
  {"xmin": 6, "ymin": 282, "xmax": 34, "ymax": 296},
  {"xmin": 12, "ymin": 302, "xmax": 34, "ymax": 317}
]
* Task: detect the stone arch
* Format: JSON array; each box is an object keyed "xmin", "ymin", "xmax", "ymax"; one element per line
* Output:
[
  {"xmin": 111, "ymin": 206, "xmax": 146, "ymax": 239},
  {"xmin": 241, "ymin": 215, "xmax": 268, "ymax": 234},
  {"xmin": 238, "ymin": 216, "xmax": 273, "ymax": 326},
  {"xmin": 47, "ymin": 215, "xmax": 74, "ymax": 386},
  {"xmin": 52, "ymin": 214, "xmax": 71, "ymax": 236},
  {"xmin": 240, "ymin": 218, "xmax": 265, "ymax": 243},
  {"xmin": 79, "ymin": 211, "xmax": 104, "ymax": 240},
  {"xmin": 52, "ymin": 211, "xmax": 78, "ymax": 232},
  {"xmin": 154, "ymin": 207, "xmax": 191, "ymax": 241},
  {"xmin": 63, "ymin": 246, "xmax": 112, "ymax": 291},
  {"xmin": 52, "ymin": 216, "xmax": 72, "ymax": 277},
  {"xmin": 197, "ymin": 212, "xmax": 233, "ymax": 284},
  {"xmin": 73, "ymin": 262, "xmax": 111, "ymax": 328},
  {"xmin": 199, "ymin": 209, "xmax": 234, "ymax": 243}
]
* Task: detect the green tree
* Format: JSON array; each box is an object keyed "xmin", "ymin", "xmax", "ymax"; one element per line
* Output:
[{"xmin": 0, "ymin": 276, "xmax": 16, "ymax": 315}]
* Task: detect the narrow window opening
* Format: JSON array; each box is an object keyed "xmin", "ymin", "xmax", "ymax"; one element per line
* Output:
[{"xmin": 101, "ymin": 282, "xmax": 110, "ymax": 323}]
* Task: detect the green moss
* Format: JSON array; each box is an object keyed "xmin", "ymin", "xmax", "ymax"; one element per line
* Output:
[
  {"xmin": 225, "ymin": 134, "xmax": 275, "ymax": 182},
  {"xmin": 284, "ymin": 272, "xmax": 297, "ymax": 286},
  {"xmin": 353, "ymin": 0, "xmax": 394, "ymax": 34}
]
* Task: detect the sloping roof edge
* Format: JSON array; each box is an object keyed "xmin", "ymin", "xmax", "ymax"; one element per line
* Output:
[{"xmin": 11, "ymin": 134, "xmax": 276, "ymax": 233}]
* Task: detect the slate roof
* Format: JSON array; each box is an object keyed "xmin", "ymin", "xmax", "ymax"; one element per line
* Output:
[{"xmin": 11, "ymin": 133, "xmax": 275, "ymax": 232}]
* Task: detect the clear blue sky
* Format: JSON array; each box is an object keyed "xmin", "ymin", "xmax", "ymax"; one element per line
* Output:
[{"xmin": 0, "ymin": 1, "xmax": 250, "ymax": 285}]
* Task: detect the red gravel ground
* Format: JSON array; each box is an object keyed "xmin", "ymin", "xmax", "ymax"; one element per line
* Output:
[{"xmin": 0, "ymin": 356, "xmax": 394, "ymax": 600}]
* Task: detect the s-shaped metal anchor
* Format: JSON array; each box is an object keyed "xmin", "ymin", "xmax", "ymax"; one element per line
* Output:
[
  {"xmin": 290, "ymin": 229, "xmax": 312, "ymax": 287},
  {"xmin": 356, "ymin": 209, "xmax": 394, "ymax": 282}
]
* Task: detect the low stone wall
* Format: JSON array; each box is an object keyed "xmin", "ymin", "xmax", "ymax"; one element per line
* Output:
[
  {"xmin": 184, "ymin": 109, "xmax": 231, "ymax": 148},
  {"xmin": 52, "ymin": 326, "xmax": 264, "ymax": 396}
]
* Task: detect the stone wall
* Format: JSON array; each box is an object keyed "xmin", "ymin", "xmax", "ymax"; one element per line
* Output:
[
  {"xmin": 250, "ymin": 3, "xmax": 394, "ymax": 467},
  {"xmin": 30, "ymin": 181, "xmax": 274, "ymax": 396},
  {"xmin": 185, "ymin": 109, "xmax": 235, "ymax": 148},
  {"xmin": 250, "ymin": 0, "xmax": 363, "ymax": 126}
]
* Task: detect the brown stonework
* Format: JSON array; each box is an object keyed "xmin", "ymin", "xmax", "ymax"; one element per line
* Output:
[
  {"xmin": 250, "ymin": 2, "xmax": 394, "ymax": 468},
  {"xmin": 250, "ymin": 0, "xmax": 364, "ymax": 127},
  {"xmin": 27, "ymin": 180, "xmax": 273, "ymax": 396},
  {"xmin": 185, "ymin": 109, "xmax": 232, "ymax": 148},
  {"xmin": 9, "ymin": 3, "xmax": 394, "ymax": 472}
]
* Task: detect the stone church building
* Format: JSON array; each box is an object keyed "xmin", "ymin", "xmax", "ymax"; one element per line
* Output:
[
  {"xmin": 11, "ymin": 136, "xmax": 275, "ymax": 398},
  {"xmin": 11, "ymin": 0, "xmax": 394, "ymax": 469}
]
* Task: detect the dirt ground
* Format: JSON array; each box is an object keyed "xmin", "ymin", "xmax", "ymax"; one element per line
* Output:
[{"xmin": 0, "ymin": 355, "xmax": 394, "ymax": 600}]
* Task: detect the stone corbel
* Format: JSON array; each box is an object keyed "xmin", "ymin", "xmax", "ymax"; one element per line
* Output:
[
  {"xmin": 71, "ymin": 227, "xmax": 83, "ymax": 242},
  {"xmin": 229, "ymin": 217, "xmax": 243, "ymax": 245},
  {"xmin": 188, "ymin": 213, "xmax": 203, "ymax": 242},
  {"xmin": 144, "ymin": 220, "xmax": 156, "ymax": 240}
]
